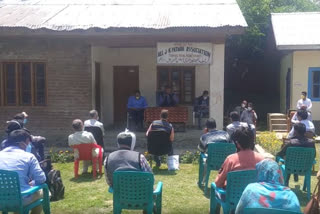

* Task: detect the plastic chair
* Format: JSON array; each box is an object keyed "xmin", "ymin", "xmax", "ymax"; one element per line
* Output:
[
  {"xmin": 277, "ymin": 147, "xmax": 315, "ymax": 200},
  {"xmin": 71, "ymin": 143, "xmax": 103, "ymax": 179},
  {"xmin": 112, "ymin": 171, "xmax": 163, "ymax": 214},
  {"xmin": 198, "ymin": 142, "xmax": 236, "ymax": 194},
  {"xmin": 0, "ymin": 169, "xmax": 51, "ymax": 214},
  {"xmin": 84, "ymin": 126, "xmax": 104, "ymax": 148},
  {"xmin": 210, "ymin": 170, "xmax": 257, "ymax": 214},
  {"xmin": 244, "ymin": 208, "xmax": 302, "ymax": 214}
]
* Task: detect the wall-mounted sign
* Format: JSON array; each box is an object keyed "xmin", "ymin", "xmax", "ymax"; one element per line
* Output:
[{"xmin": 157, "ymin": 42, "xmax": 212, "ymax": 65}]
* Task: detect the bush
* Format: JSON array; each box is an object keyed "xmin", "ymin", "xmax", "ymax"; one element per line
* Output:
[
  {"xmin": 256, "ymin": 131, "xmax": 283, "ymax": 156},
  {"xmin": 50, "ymin": 149, "xmax": 74, "ymax": 163}
]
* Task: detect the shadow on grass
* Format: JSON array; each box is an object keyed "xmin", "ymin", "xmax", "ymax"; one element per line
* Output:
[
  {"xmin": 69, "ymin": 173, "xmax": 103, "ymax": 183},
  {"xmin": 291, "ymin": 184, "xmax": 310, "ymax": 207},
  {"xmin": 153, "ymin": 167, "xmax": 177, "ymax": 176}
]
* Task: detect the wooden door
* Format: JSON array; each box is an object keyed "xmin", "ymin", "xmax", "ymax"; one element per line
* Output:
[{"xmin": 113, "ymin": 66, "xmax": 139, "ymax": 123}]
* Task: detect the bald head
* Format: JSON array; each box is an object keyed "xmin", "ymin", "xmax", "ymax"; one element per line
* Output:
[{"xmin": 72, "ymin": 119, "xmax": 83, "ymax": 131}]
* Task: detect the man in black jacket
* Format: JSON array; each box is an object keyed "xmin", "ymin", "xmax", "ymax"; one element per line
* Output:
[{"xmin": 194, "ymin": 90, "xmax": 209, "ymax": 129}]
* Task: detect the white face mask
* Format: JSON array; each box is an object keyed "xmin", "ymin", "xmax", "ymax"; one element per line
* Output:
[
  {"xmin": 203, "ymin": 96, "xmax": 208, "ymax": 100},
  {"xmin": 248, "ymin": 107, "xmax": 252, "ymax": 111},
  {"xmin": 241, "ymin": 104, "xmax": 246, "ymax": 108}
]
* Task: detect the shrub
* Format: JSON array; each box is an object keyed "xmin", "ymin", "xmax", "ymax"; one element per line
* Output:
[
  {"xmin": 50, "ymin": 149, "xmax": 74, "ymax": 163},
  {"xmin": 256, "ymin": 131, "xmax": 283, "ymax": 156}
]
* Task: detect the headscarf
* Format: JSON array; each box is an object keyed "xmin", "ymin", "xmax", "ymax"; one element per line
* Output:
[
  {"xmin": 235, "ymin": 159, "xmax": 300, "ymax": 214},
  {"xmin": 116, "ymin": 129, "xmax": 136, "ymax": 151}
]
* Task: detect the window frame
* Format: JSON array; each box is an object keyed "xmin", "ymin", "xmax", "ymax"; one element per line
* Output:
[{"xmin": 308, "ymin": 67, "xmax": 320, "ymax": 102}]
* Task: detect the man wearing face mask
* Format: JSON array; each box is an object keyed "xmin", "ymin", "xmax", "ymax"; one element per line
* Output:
[
  {"xmin": 234, "ymin": 100, "xmax": 247, "ymax": 117},
  {"xmin": 194, "ymin": 90, "xmax": 210, "ymax": 129},
  {"xmin": 297, "ymin": 91, "xmax": 312, "ymax": 112},
  {"xmin": 127, "ymin": 90, "xmax": 148, "ymax": 131},
  {"xmin": 0, "ymin": 129, "xmax": 46, "ymax": 214}
]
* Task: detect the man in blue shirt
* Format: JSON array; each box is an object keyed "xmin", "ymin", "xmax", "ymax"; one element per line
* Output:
[
  {"xmin": 0, "ymin": 129, "xmax": 46, "ymax": 214},
  {"xmin": 127, "ymin": 90, "xmax": 148, "ymax": 131},
  {"xmin": 158, "ymin": 86, "xmax": 179, "ymax": 107}
]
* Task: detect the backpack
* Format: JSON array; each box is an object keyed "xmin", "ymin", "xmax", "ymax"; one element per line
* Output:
[{"xmin": 47, "ymin": 169, "xmax": 65, "ymax": 201}]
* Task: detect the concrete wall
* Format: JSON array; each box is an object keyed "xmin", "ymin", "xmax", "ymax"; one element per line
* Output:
[
  {"xmin": 0, "ymin": 38, "xmax": 92, "ymax": 144},
  {"xmin": 279, "ymin": 53, "xmax": 293, "ymax": 113},
  {"xmin": 93, "ymin": 46, "xmax": 213, "ymax": 126},
  {"xmin": 292, "ymin": 51, "xmax": 320, "ymax": 121}
]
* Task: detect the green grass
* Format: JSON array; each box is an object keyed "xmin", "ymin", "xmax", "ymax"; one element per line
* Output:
[{"xmin": 51, "ymin": 148, "xmax": 320, "ymax": 214}]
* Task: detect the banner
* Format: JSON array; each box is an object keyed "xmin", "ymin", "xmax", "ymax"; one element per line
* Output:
[{"xmin": 157, "ymin": 42, "xmax": 212, "ymax": 65}]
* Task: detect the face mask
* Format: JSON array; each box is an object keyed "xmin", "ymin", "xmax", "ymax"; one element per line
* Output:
[
  {"xmin": 135, "ymin": 96, "xmax": 140, "ymax": 100},
  {"xmin": 203, "ymin": 96, "xmax": 208, "ymax": 100},
  {"xmin": 26, "ymin": 143, "xmax": 32, "ymax": 153},
  {"xmin": 301, "ymin": 95, "xmax": 306, "ymax": 99},
  {"xmin": 248, "ymin": 107, "xmax": 252, "ymax": 111},
  {"xmin": 241, "ymin": 104, "xmax": 246, "ymax": 108},
  {"xmin": 23, "ymin": 118, "xmax": 28, "ymax": 124}
]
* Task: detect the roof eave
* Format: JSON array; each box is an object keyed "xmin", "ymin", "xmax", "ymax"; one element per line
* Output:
[{"xmin": 277, "ymin": 44, "xmax": 320, "ymax": 51}]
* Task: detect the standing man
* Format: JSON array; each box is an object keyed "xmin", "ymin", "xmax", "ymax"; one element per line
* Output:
[
  {"xmin": 240, "ymin": 102, "xmax": 257, "ymax": 126},
  {"xmin": 194, "ymin": 90, "xmax": 210, "ymax": 130},
  {"xmin": 127, "ymin": 90, "xmax": 148, "ymax": 131},
  {"xmin": 297, "ymin": 91, "xmax": 312, "ymax": 111},
  {"xmin": 234, "ymin": 100, "xmax": 247, "ymax": 117},
  {"xmin": 158, "ymin": 86, "xmax": 179, "ymax": 107}
]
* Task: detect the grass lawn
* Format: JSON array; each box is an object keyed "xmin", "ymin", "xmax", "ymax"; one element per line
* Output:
[{"xmin": 51, "ymin": 156, "xmax": 318, "ymax": 214}]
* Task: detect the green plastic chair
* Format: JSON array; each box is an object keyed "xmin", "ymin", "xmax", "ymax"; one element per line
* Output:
[
  {"xmin": 277, "ymin": 147, "xmax": 315, "ymax": 200},
  {"xmin": 0, "ymin": 169, "xmax": 51, "ymax": 214},
  {"xmin": 112, "ymin": 171, "xmax": 163, "ymax": 214},
  {"xmin": 243, "ymin": 208, "xmax": 302, "ymax": 214},
  {"xmin": 210, "ymin": 170, "xmax": 257, "ymax": 214},
  {"xmin": 198, "ymin": 142, "xmax": 236, "ymax": 193}
]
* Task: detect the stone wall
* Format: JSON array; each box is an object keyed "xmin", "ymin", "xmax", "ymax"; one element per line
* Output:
[{"xmin": 0, "ymin": 38, "xmax": 92, "ymax": 145}]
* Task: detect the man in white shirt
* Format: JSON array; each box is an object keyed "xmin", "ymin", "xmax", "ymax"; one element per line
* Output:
[
  {"xmin": 226, "ymin": 111, "xmax": 248, "ymax": 137},
  {"xmin": 288, "ymin": 109, "xmax": 315, "ymax": 138},
  {"xmin": 291, "ymin": 105, "xmax": 312, "ymax": 123},
  {"xmin": 297, "ymin": 91, "xmax": 312, "ymax": 111},
  {"xmin": 84, "ymin": 110, "xmax": 105, "ymax": 136},
  {"xmin": 68, "ymin": 119, "xmax": 100, "ymax": 173}
]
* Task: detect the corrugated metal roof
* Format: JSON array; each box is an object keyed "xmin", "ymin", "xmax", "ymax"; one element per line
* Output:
[
  {"xmin": 0, "ymin": 0, "xmax": 247, "ymax": 32},
  {"xmin": 271, "ymin": 12, "xmax": 320, "ymax": 50}
]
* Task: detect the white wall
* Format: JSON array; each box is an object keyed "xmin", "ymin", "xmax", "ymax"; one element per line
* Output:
[{"xmin": 279, "ymin": 53, "xmax": 293, "ymax": 113}]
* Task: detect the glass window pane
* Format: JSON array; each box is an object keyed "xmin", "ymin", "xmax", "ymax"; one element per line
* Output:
[
  {"xmin": 172, "ymin": 70, "xmax": 180, "ymax": 98},
  {"xmin": 4, "ymin": 63, "xmax": 16, "ymax": 105},
  {"xmin": 19, "ymin": 63, "xmax": 32, "ymax": 105},
  {"xmin": 313, "ymin": 71, "xmax": 320, "ymax": 84},
  {"xmin": 34, "ymin": 63, "xmax": 46, "ymax": 105},
  {"xmin": 313, "ymin": 85, "xmax": 320, "ymax": 98},
  {"xmin": 183, "ymin": 70, "xmax": 193, "ymax": 103},
  {"xmin": 158, "ymin": 69, "xmax": 169, "ymax": 91}
]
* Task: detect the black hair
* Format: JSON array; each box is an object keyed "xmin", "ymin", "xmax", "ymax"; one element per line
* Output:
[
  {"xmin": 8, "ymin": 129, "xmax": 31, "ymax": 146},
  {"xmin": 5, "ymin": 120, "xmax": 22, "ymax": 134},
  {"xmin": 293, "ymin": 123, "xmax": 306, "ymax": 136},
  {"xmin": 232, "ymin": 126, "xmax": 254, "ymax": 150},
  {"xmin": 297, "ymin": 109, "xmax": 308, "ymax": 120},
  {"xmin": 135, "ymin": 90, "xmax": 141, "ymax": 94},
  {"xmin": 13, "ymin": 113, "xmax": 25, "ymax": 120},
  {"xmin": 206, "ymin": 118, "xmax": 216, "ymax": 129},
  {"xmin": 117, "ymin": 133, "xmax": 133, "ymax": 147},
  {"xmin": 248, "ymin": 102, "xmax": 253, "ymax": 107},
  {"xmin": 203, "ymin": 90, "xmax": 209, "ymax": 95},
  {"xmin": 302, "ymin": 91, "xmax": 307, "ymax": 96},
  {"xmin": 89, "ymin": 110, "xmax": 98, "ymax": 118},
  {"xmin": 230, "ymin": 111, "xmax": 240, "ymax": 121},
  {"xmin": 161, "ymin": 109, "xmax": 169, "ymax": 119}
]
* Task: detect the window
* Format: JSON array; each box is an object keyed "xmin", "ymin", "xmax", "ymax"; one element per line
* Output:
[
  {"xmin": 157, "ymin": 66, "xmax": 195, "ymax": 104},
  {"xmin": 1, "ymin": 62, "xmax": 47, "ymax": 106},
  {"xmin": 308, "ymin": 68, "xmax": 320, "ymax": 101}
]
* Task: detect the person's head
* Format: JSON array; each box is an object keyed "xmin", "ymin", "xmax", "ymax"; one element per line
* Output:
[
  {"xmin": 5, "ymin": 120, "xmax": 22, "ymax": 134},
  {"xmin": 232, "ymin": 126, "xmax": 254, "ymax": 150},
  {"xmin": 160, "ymin": 109, "xmax": 169, "ymax": 120},
  {"xmin": 135, "ymin": 90, "xmax": 141, "ymax": 99},
  {"xmin": 72, "ymin": 119, "xmax": 83, "ymax": 131},
  {"xmin": 89, "ymin": 110, "xmax": 99, "ymax": 120},
  {"xmin": 247, "ymin": 102, "xmax": 253, "ymax": 111},
  {"xmin": 256, "ymin": 159, "xmax": 284, "ymax": 185},
  {"xmin": 293, "ymin": 123, "xmax": 306, "ymax": 137},
  {"xmin": 241, "ymin": 100, "xmax": 247, "ymax": 108},
  {"xmin": 301, "ymin": 91, "xmax": 307, "ymax": 100},
  {"xmin": 165, "ymin": 86, "xmax": 172, "ymax": 94},
  {"xmin": 297, "ymin": 109, "xmax": 308, "ymax": 121},
  {"xmin": 14, "ymin": 112, "xmax": 28, "ymax": 125},
  {"xmin": 202, "ymin": 90, "xmax": 209, "ymax": 99},
  {"xmin": 300, "ymin": 105, "xmax": 307, "ymax": 110},
  {"xmin": 205, "ymin": 118, "xmax": 216, "ymax": 130},
  {"xmin": 117, "ymin": 129, "xmax": 136, "ymax": 150},
  {"xmin": 230, "ymin": 111, "xmax": 240, "ymax": 122},
  {"xmin": 8, "ymin": 129, "xmax": 32, "ymax": 150}
]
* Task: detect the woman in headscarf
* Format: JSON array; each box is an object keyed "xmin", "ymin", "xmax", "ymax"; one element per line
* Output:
[{"xmin": 235, "ymin": 159, "xmax": 300, "ymax": 214}]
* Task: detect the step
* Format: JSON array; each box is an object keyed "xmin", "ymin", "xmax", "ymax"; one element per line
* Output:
[
  {"xmin": 272, "ymin": 124, "xmax": 288, "ymax": 130},
  {"xmin": 270, "ymin": 118, "xmax": 287, "ymax": 124},
  {"xmin": 272, "ymin": 129, "xmax": 288, "ymax": 133},
  {"xmin": 268, "ymin": 113, "xmax": 287, "ymax": 119}
]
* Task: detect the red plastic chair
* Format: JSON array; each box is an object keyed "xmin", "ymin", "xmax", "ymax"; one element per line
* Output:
[{"xmin": 71, "ymin": 143, "xmax": 103, "ymax": 179}]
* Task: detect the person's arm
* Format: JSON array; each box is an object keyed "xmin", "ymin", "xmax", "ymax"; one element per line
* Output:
[
  {"xmin": 214, "ymin": 157, "xmax": 232, "ymax": 188},
  {"xmin": 296, "ymin": 100, "xmax": 301, "ymax": 109},
  {"xmin": 127, "ymin": 96, "xmax": 135, "ymax": 109},
  {"xmin": 28, "ymin": 155, "xmax": 46, "ymax": 185},
  {"xmin": 170, "ymin": 127, "xmax": 174, "ymax": 142},
  {"xmin": 158, "ymin": 94, "xmax": 164, "ymax": 106},
  {"xmin": 104, "ymin": 157, "xmax": 112, "ymax": 186},
  {"xmin": 291, "ymin": 113, "xmax": 298, "ymax": 124},
  {"xmin": 89, "ymin": 133, "xmax": 97, "ymax": 144},
  {"xmin": 146, "ymin": 124, "xmax": 152, "ymax": 136},
  {"xmin": 240, "ymin": 111, "xmax": 245, "ymax": 122},
  {"xmin": 142, "ymin": 97, "xmax": 148, "ymax": 109},
  {"xmin": 287, "ymin": 127, "xmax": 294, "ymax": 139},
  {"xmin": 140, "ymin": 154, "xmax": 152, "ymax": 173},
  {"xmin": 99, "ymin": 123, "xmax": 105, "ymax": 136}
]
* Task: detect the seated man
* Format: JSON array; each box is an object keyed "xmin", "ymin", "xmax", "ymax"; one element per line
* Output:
[
  {"xmin": 194, "ymin": 90, "xmax": 209, "ymax": 129},
  {"xmin": 288, "ymin": 109, "xmax": 315, "ymax": 139},
  {"xmin": 226, "ymin": 111, "xmax": 248, "ymax": 138},
  {"xmin": 68, "ymin": 119, "xmax": 99, "ymax": 174},
  {"xmin": 277, "ymin": 123, "xmax": 315, "ymax": 158},
  {"xmin": 104, "ymin": 130, "xmax": 152, "ymax": 187},
  {"xmin": 291, "ymin": 105, "xmax": 312, "ymax": 123},
  {"xmin": 215, "ymin": 127, "xmax": 264, "ymax": 188},
  {"xmin": 0, "ymin": 129, "xmax": 46, "ymax": 214},
  {"xmin": 146, "ymin": 109, "xmax": 174, "ymax": 167},
  {"xmin": 84, "ymin": 110, "xmax": 105, "ymax": 148},
  {"xmin": 158, "ymin": 86, "xmax": 179, "ymax": 107},
  {"xmin": 198, "ymin": 118, "xmax": 230, "ymax": 153},
  {"xmin": 127, "ymin": 90, "xmax": 148, "ymax": 131}
]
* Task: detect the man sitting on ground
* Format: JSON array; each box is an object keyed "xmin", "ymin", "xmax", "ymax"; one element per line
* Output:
[
  {"xmin": 146, "ymin": 109, "xmax": 174, "ymax": 167},
  {"xmin": 215, "ymin": 126, "xmax": 264, "ymax": 188},
  {"xmin": 198, "ymin": 118, "xmax": 230, "ymax": 153},
  {"xmin": 288, "ymin": 109, "xmax": 315, "ymax": 139},
  {"xmin": 68, "ymin": 119, "xmax": 100, "ymax": 174},
  {"xmin": 0, "ymin": 129, "xmax": 46, "ymax": 214},
  {"xmin": 104, "ymin": 129, "xmax": 152, "ymax": 187},
  {"xmin": 226, "ymin": 111, "xmax": 248, "ymax": 137}
]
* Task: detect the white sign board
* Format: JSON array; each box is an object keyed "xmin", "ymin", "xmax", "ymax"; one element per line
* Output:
[{"xmin": 157, "ymin": 42, "xmax": 212, "ymax": 65}]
